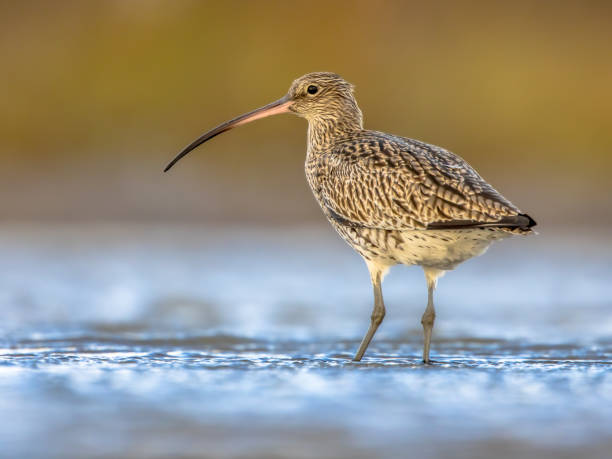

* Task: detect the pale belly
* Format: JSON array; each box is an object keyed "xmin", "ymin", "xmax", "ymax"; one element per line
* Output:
[{"xmin": 331, "ymin": 223, "xmax": 512, "ymax": 271}]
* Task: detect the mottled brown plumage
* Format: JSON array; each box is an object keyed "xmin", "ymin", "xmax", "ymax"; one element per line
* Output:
[{"xmin": 165, "ymin": 72, "xmax": 536, "ymax": 363}]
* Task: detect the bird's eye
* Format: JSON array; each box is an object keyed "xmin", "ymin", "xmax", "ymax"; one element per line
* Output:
[{"xmin": 307, "ymin": 85, "xmax": 318, "ymax": 95}]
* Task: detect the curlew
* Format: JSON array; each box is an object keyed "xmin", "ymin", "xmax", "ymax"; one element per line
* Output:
[{"xmin": 164, "ymin": 72, "xmax": 536, "ymax": 363}]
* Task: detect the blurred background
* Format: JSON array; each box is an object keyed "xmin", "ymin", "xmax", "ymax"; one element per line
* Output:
[
  {"xmin": 1, "ymin": 0, "xmax": 610, "ymax": 226},
  {"xmin": 2, "ymin": 2, "xmax": 612, "ymax": 458}
]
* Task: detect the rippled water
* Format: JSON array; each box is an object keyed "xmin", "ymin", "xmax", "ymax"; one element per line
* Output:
[{"xmin": 1, "ymin": 224, "xmax": 611, "ymax": 458}]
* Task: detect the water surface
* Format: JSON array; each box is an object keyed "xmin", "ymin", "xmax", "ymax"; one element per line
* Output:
[{"xmin": 1, "ymin": 224, "xmax": 611, "ymax": 458}]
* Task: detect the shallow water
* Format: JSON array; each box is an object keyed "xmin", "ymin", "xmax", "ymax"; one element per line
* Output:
[{"xmin": 1, "ymin": 224, "xmax": 611, "ymax": 458}]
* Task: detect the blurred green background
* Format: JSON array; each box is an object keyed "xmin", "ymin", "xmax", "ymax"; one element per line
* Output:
[{"xmin": 1, "ymin": 0, "xmax": 610, "ymax": 227}]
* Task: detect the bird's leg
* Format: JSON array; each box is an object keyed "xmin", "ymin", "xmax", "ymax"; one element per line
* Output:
[
  {"xmin": 421, "ymin": 277, "xmax": 437, "ymax": 364},
  {"xmin": 353, "ymin": 267, "xmax": 385, "ymax": 362}
]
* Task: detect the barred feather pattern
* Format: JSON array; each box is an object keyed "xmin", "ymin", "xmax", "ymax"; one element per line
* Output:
[{"xmin": 308, "ymin": 132, "xmax": 526, "ymax": 231}]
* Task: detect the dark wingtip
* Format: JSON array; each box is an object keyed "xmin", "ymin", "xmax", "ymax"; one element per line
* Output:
[
  {"xmin": 426, "ymin": 213, "xmax": 537, "ymax": 231},
  {"xmin": 520, "ymin": 213, "xmax": 537, "ymax": 228}
]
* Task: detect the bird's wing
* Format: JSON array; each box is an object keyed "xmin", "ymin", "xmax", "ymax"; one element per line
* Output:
[{"xmin": 314, "ymin": 132, "xmax": 531, "ymax": 231}]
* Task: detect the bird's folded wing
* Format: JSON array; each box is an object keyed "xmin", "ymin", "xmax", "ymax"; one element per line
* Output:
[{"xmin": 317, "ymin": 133, "xmax": 525, "ymax": 231}]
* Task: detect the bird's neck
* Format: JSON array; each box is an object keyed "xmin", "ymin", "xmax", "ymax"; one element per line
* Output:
[{"xmin": 307, "ymin": 106, "xmax": 363, "ymax": 151}]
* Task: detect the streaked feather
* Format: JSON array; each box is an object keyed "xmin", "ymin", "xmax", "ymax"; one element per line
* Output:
[{"xmin": 307, "ymin": 131, "xmax": 535, "ymax": 233}]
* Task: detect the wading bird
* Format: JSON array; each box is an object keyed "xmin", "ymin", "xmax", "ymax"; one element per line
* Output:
[{"xmin": 165, "ymin": 72, "xmax": 536, "ymax": 363}]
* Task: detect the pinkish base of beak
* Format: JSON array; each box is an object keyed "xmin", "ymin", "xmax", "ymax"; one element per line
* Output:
[{"xmin": 234, "ymin": 99, "xmax": 293, "ymax": 127}]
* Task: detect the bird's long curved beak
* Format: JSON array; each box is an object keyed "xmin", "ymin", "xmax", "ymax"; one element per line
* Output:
[{"xmin": 164, "ymin": 95, "xmax": 293, "ymax": 172}]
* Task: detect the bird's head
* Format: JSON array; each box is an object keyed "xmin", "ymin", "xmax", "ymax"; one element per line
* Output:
[
  {"xmin": 286, "ymin": 72, "xmax": 359, "ymax": 120},
  {"xmin": 164, "ymin": 72, "xmax": 361, "ymax": 172}
]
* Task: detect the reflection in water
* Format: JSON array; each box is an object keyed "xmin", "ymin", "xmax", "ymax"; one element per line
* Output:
[{"xmin": 0, "ymin": 224, "xmax": 611, "ymax": 458}]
